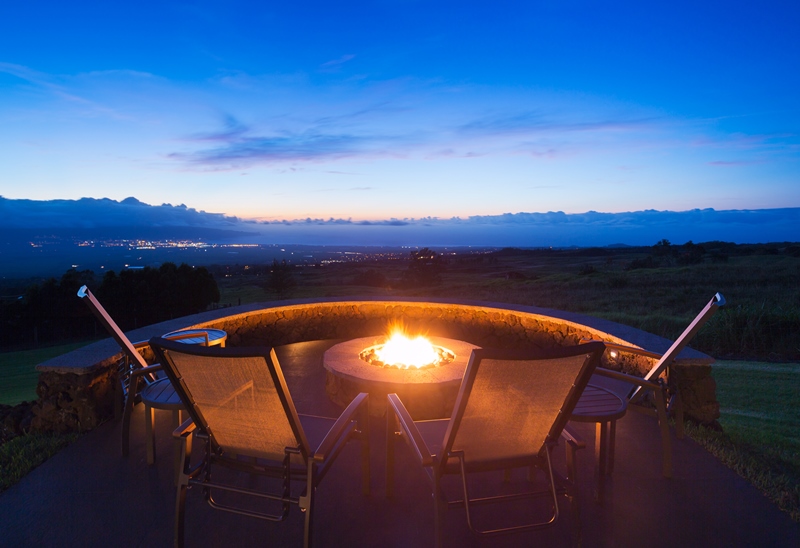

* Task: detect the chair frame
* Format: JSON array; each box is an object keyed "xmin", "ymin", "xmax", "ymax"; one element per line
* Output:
[
  {"xmin": 77, "ymin": 285, "xmax": 208, "ymax": 464},
  {"xmin": 149, "ymin": 337, "xmax": 371, "ymax": 548},
  {"xmin": 588, "ymin": 292, "xmax": 725, "ymax": 477},
  {"xmin": 387, "ymin": 342, "xmax": 604, "ymax": 546}
]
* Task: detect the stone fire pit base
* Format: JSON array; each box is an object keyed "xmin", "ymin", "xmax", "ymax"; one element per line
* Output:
[{"xmin": 323, "ymin": 336, "xmax": 479, "ymax": 418}]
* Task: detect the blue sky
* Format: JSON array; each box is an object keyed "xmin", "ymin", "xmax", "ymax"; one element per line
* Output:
[{"xmin": 1, "ymin": 1, "xmax": 798, "ymax": 234}]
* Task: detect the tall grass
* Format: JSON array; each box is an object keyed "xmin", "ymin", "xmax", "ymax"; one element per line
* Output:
[
  {"xmin": 697, "ymin": 304, "xmax": 800, "ymax": 360},
  {"xmin": 390, "ymin": 254, "xmax": 800, "ymax": 361},
  {"xmin": 223, "ymin": 253, "xmax": 800, "ymax": 361}
]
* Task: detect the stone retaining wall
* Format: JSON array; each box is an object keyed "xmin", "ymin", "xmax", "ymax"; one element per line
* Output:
[{"xmin": 31, "ymin": 298, "xmax": 719, "ymax": 433}]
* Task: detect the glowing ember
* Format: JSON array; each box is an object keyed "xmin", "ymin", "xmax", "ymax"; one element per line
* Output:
[{"xmin": 359, "ymin": 332, "xmax": 455, "ymax": 369}]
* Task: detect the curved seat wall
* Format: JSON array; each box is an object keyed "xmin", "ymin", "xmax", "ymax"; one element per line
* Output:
[{"xmin": 33, "ymin": 298, "xmax": 718, "ymax": 432}]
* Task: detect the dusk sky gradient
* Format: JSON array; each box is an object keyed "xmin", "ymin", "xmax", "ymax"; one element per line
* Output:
[{"xmin": 1, "ymin": 1, "xmax": 798, "ymax": 240}]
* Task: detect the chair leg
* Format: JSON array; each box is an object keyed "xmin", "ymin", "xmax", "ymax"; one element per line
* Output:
[
  {"xmin": 145, "ymin": 404, "xmax": 156, "ymax": 465},
  {"xmin": 360, "ymin": 408, "xmax": 370, "ymax": 496},
  {"xmin": 303, "ymin": 491, "xmax": 314, "ymax": 548},
  {"xmin": 564, "ymin": 441, "xmax": 581, "ymax": 531},
  {"xmin": 121, "ymin": 377, "xmax": 140, "ymax": 457},
  {"xmin": 172, "ymin": 410, "xmax": 182, "ymax": 485},
  {"xmin": 301, "ymin": 464, "xmax": 315, "ymax": 548},
  {"xmin": 122, "ymin": 396, "xmax": 133, "ymax": 457},
  {"xmin": 673, "ymin": 391, "xmax": 685, "ymax": 440},
  {"xmin": 386, "ymin": 412, "xmax": 396, "ymax": 498},
  {"xmin": 114, "ymin": 380, "xmax": 124, "ymax": 420},
  {"xmin": 175, "ymin": 465, "xmax": 188, "ymax": 547},
  {"xmin": 594, "ymin": 421, "xmax": 608, "ymax": 502},
  {"xmin": 433, "ymin": 480, "xmax": 446, "ymax": 548},
  {"xmin": 654, "ymin": 389, "xmax": 672, "ymax": 478},
  {"xmin": 607, "ymin": 420, "xmax": 617, "ymax": 475},
  {"xmin": 174, "ymin": 430, "xmax": 192, "ymax": 548}
]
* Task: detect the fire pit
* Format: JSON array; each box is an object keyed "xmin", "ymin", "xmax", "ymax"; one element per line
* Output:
[{"xmin": 323, "ymin": 333, "xmax": 479, "ymax": 418}]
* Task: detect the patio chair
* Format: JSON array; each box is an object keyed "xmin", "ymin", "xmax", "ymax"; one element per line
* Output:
[
  {"xmin": 386, "ymin": 342, "xmax": 604, "ymax": 547},
  {"xmin": 77, "ymin": 285, "xmax": 209, "ymax": 464},
  {"xmin": 149, "ymin": 336, "xmax": 371, "ymax": 548},
  {"xmin": 587, "ymin": 292, "xmax": 726, "ymax": 478}
]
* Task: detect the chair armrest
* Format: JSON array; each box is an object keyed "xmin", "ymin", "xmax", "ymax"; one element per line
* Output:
[
  {"xmin": 387, "ymin": 393, "xmax": 434, "ymax": 467},
  {"xmin": 173, "ymin": 417, "xmax": 196, "ymax": 439},
  {"xmin": 132, "ymin": 340, "xmax": 150, "ymax": 350},
  {"xmin": 129, "ymin": 364, "xmax": 165, "ymax": 387},
  {"xmin": 560, "ymin": 425, "xmax": 586, "ymax": 450},
  {"xmin": 129, "ymin": 364, "xmax": 164, "ymax": 378},
  {"xmin": 594, "ymin": 367, "xmax": 661, "ymax": 391},
  {"xmin": 314, "ymin": 392, "xmax": 369, "ymax": 462}
]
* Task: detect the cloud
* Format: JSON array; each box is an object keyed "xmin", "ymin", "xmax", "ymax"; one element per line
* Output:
[
  {"xmin": 187, "ymin": 114, "xmax": 250, "ymax": 142},
  {"xmin": 319, "ymin": 54, "xmax": 356, "ymax": 71},
  {"xmin": 313, "ymin": 102, "xmax": 410, "ymax": 127},
  {"xmin": 0, "ymin": 62, "xmax": 91, "ymax": 105},
  {"xmin": 457, "ymin": 110, "xmax": 657, "ymax": 137},
  {"xmin": 708, "ymin": 160, "xmax": 761, "ymax": 166},
  {"xmin": 2, "ymin": 197, "xmax": 797, "ymax": 246},
  {"xmin": 0, "ymin": 196, "xmax": 241, "ymax": 230},
  {"xmin": 169, "ymin": 108, "xmax": 643, "ymax": 169},
  {"xmin": 27, "ymin": 66, "xmax": 758, "ymax": 178},
  {"xmin": 170, "ymin": 130, "xmax": 371, "ymax": 166}
]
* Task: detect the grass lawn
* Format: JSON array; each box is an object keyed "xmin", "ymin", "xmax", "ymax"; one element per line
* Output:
[
  {"xmin": 0, "ymin": 342, "xmax": 90, "ymax": 405},
  {"xmin": 0, "ymin": 343, "xmax": 88, "ymax": 494},
  {"xmin": 684, "ymin": 360, "xmax": 800, "ymax": 521},
  {"xmin": 0, "ymin": 431, "xmax": 78, "ymax": 492},
  {"xmin": 715, "ymin": 360, "xmax": 800, "ymax": 458}
]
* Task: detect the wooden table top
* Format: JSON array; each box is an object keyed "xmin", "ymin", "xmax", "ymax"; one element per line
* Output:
[
  {"xmin": 140, "ymin": 377, "xmax": 183, "ymax": 409},
  {"xmin": 570, "ymin": 384, "xmax": 628, "ymax": 422},
  {"xmin": 162, "ymin": 328, "xmax": 227, "ymax": 347}
]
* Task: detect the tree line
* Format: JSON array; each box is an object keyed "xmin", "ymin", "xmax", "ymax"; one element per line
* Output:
[{"xmin": 0, "ymin": 263, "xmax": 219, "ymax": 350}]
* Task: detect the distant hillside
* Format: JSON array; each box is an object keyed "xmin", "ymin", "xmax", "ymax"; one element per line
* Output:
[
  {"xmin": 2, "ymin": 196, "xmax": 799, "ymax": 250},
  {"xmin": 0, "ymin": 196, "xmax": 255, "ymax": 243}
]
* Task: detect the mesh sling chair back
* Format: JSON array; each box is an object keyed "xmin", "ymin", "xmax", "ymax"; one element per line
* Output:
[
  {"xmin": 588, "ymin": 292, "xmax": 726, "ymax": 477},
  {"xmin": 387, "ymin": 342, "xmax": 604, "ymax": 546},
  {"xmin": 77, "ymin": 285, "xmax": 209, "ymax": 463},
  {"xmin": 149, "ymin": 336, "xmax": 371, "ymax": 548}
]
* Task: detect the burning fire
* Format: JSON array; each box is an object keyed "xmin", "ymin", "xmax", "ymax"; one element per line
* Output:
[
  {"xmin": 360, "ymin": 330, "xmax": 455, "ymax": 369},
  {"xmin": 377, "ymin": 333, "xmax": 438, "ymax": 367}
]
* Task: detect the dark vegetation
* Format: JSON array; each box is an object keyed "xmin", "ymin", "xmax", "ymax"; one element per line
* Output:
[
  {"xmin": 2, "ymin": 240, "xmax": 798, "ymax": 360},
  {"xmin": 262, "ymin": 259, "xmax": 297, "ymax": 297},
  {"xmin": 207, "ymin": 240, "xmax": 800, "ymax": 362},
  {"xmin": 0, "ymin": 262, "xmax": 219, "ymax": 350}
]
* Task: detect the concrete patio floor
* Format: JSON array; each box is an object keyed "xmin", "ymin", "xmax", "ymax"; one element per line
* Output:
[{"xmin": 1, "ymin": 340, "xmax": 798, "ymax": 547}]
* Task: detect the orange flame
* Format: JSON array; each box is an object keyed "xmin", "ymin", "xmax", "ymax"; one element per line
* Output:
[{"xmin": 375, "ymin": 331, "xmax": 438, "ymax": 369}]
